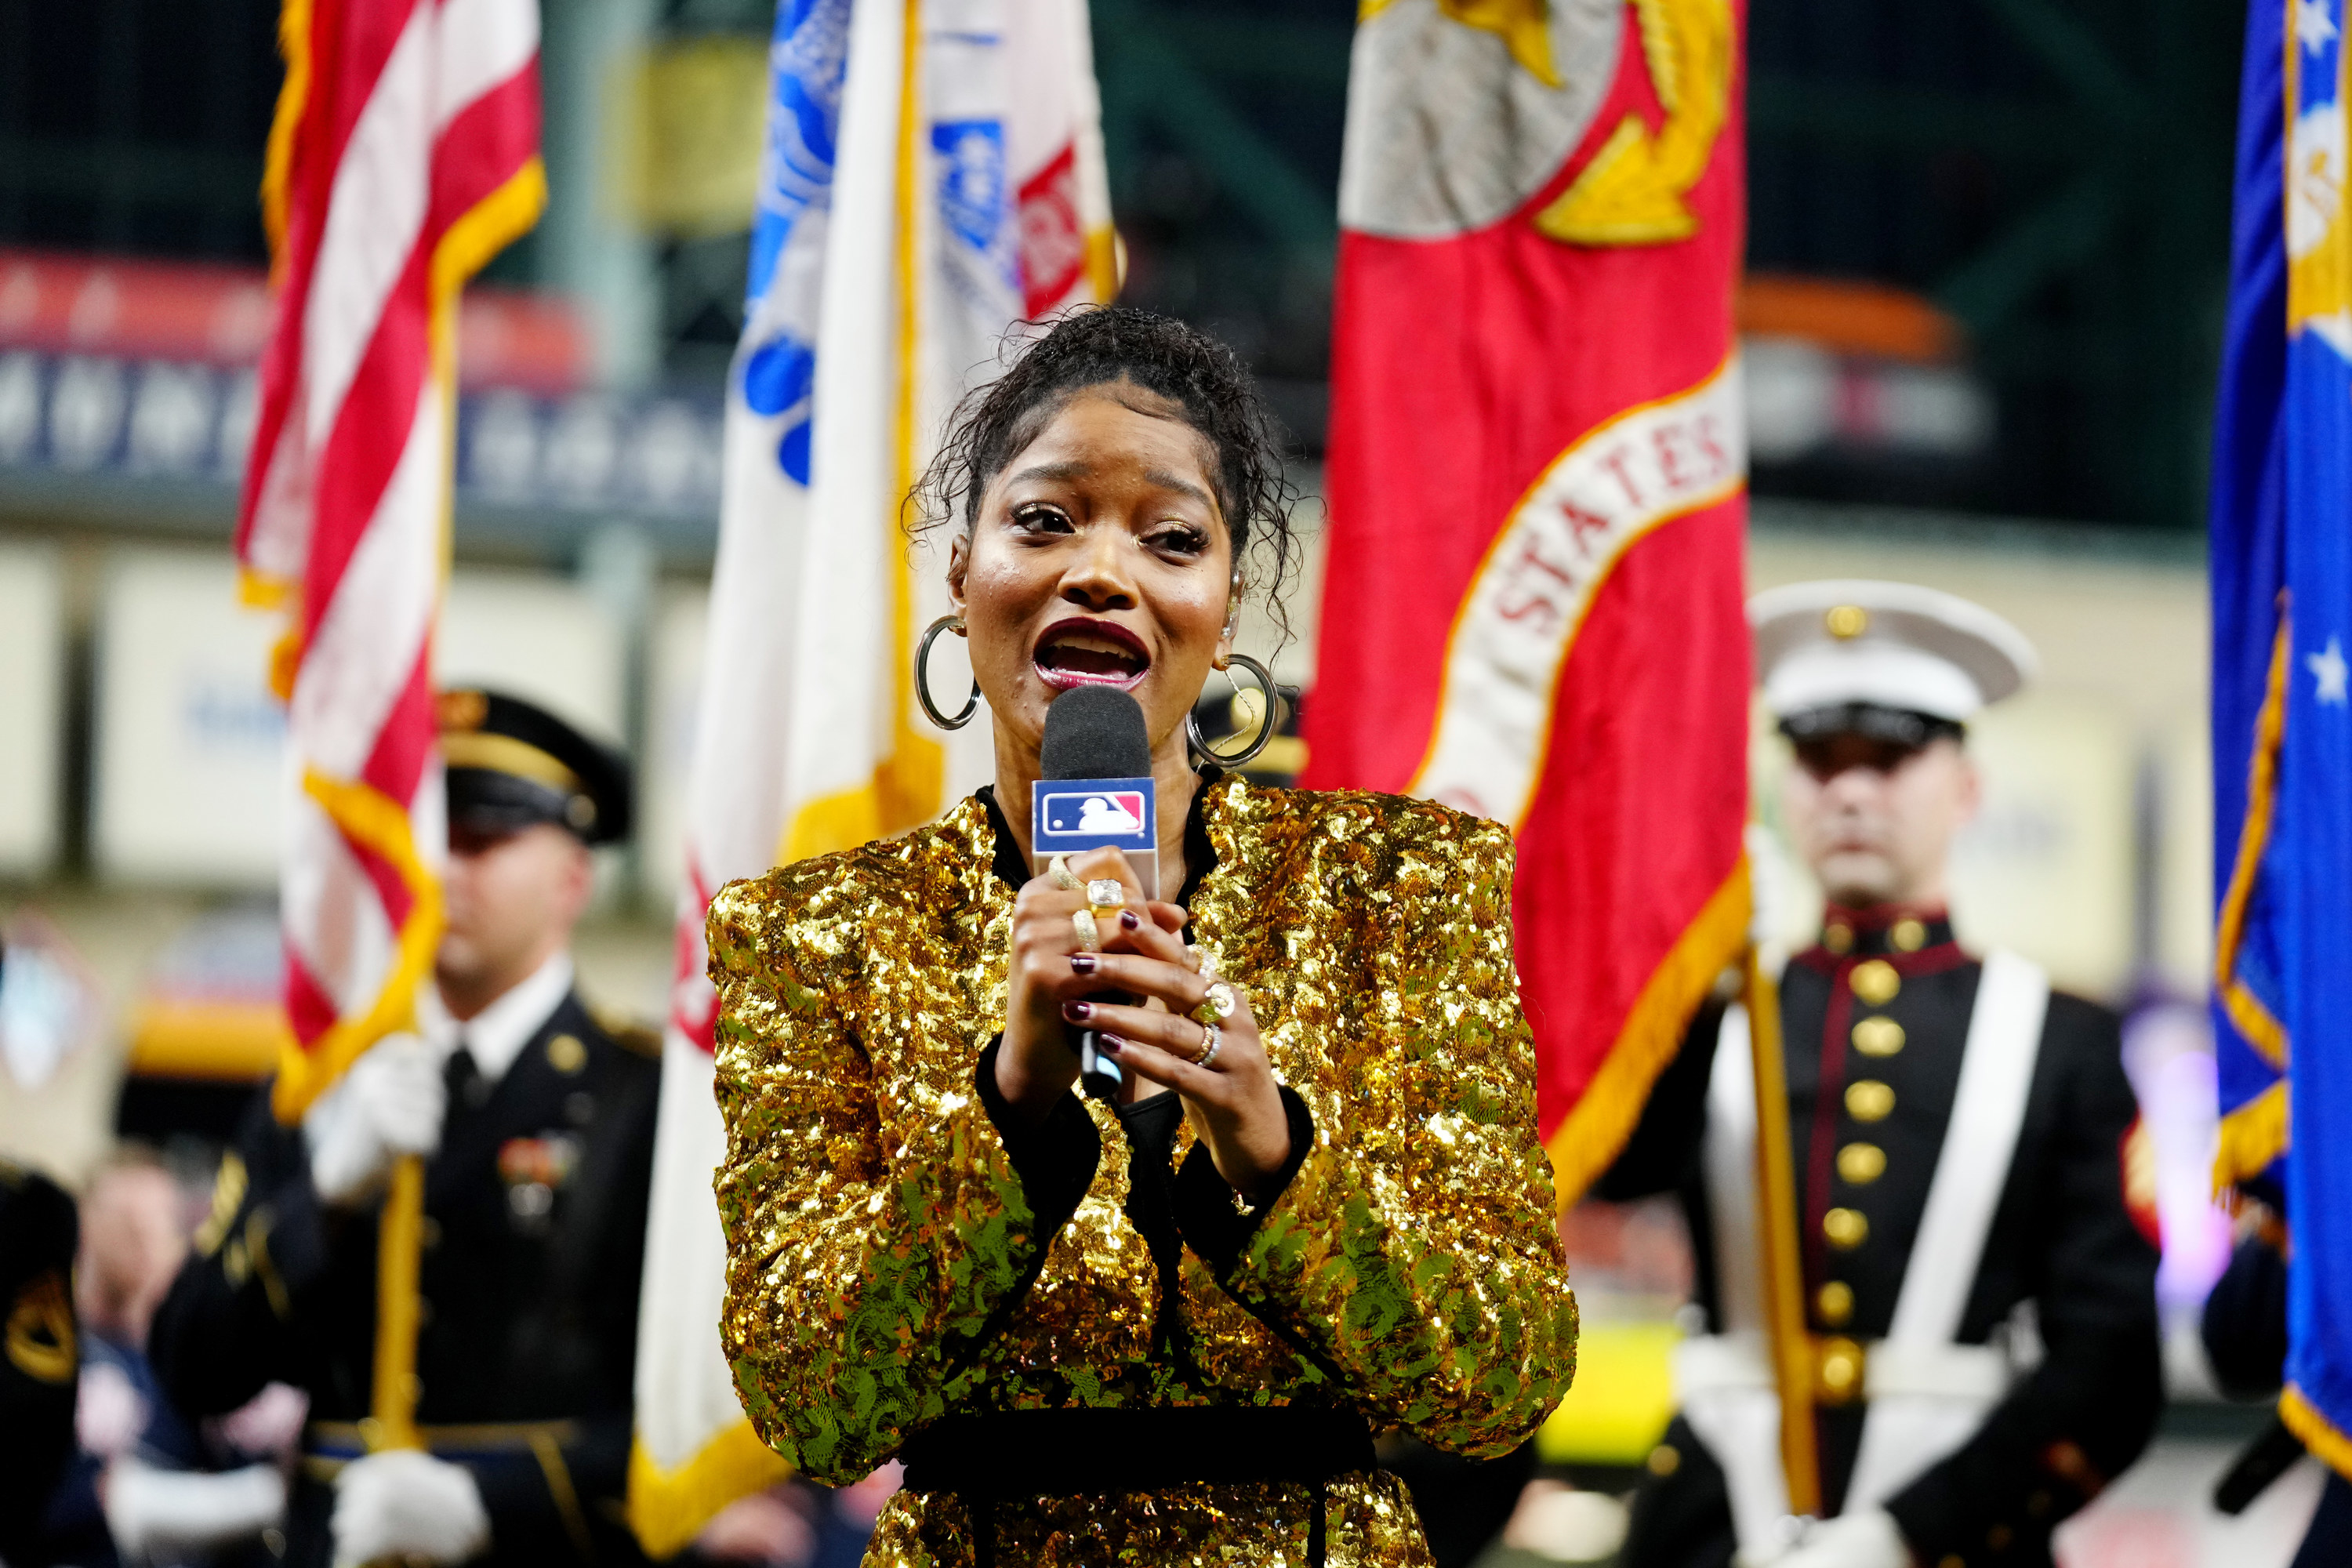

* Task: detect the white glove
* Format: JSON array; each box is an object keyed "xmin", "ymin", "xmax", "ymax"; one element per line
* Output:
[
  {"xmin": 1763, "ymin": 1508, "xmax": 1911, "ymax": 1568},
  {"xmin": 330, "ymin": 1450, "xmax": 489, "ymax": 1568},
  {"xmin": 306, "ymin": 1033, "xmax": 445, "ymax": 1206},
  {"xmin": 103, "ymin": 1457, "xmax": 286, "ymax": 1559}
]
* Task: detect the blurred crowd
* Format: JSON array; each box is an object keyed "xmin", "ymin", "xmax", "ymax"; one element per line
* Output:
[{"xmin": 5, "ymin": 1141, "xmax": 903, "ymax": 1568}]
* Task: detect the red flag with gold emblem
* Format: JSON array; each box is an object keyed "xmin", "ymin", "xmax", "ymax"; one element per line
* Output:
[{"xmin": 1304, "ymin": 0, "xmax": 1751, "ymax": 1200}]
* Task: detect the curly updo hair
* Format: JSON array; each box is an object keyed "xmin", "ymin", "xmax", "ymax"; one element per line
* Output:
[{"xmin": 910, "ymin": 306, "xmax": 1302, "ymax": 644}]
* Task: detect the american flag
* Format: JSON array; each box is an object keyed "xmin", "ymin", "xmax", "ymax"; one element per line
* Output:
[{"xmin": 235, "ymin": 0, "xmax": 544, "ymax": 1123}]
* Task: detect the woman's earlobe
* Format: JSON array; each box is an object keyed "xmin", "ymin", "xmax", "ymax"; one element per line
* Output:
[{"xmin": 946, "ymin": 533, "xmax": 970, "ymax": 612}]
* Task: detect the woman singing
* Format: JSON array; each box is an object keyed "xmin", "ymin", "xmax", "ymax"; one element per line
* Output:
[{"xmin": 710, "ymin": 308, "xmax": 1577, "ymax": 1566}]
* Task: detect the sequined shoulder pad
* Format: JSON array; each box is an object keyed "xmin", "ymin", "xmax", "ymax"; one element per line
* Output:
[
  {"xmin": 707, "ymin": 796, "xmax": 999, "ymax": 976},
  {"xmin": 1203, "ymin": 777, "xmax": 1516, "ymax": 881}
]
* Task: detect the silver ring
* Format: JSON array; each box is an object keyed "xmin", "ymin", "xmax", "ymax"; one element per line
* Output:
[
  {"xmin": 1196, "ymin": 1022, "xmax": 1221, "ymax": 1067},
  {"xmin": 1049, "ymin": 855, "xmax": 1081, "ymax": 891}
]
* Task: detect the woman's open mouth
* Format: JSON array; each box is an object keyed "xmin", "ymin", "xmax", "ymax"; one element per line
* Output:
[{"xmin": 1034, "ymin": 618, "xmax": 1150, "ymax": 691}]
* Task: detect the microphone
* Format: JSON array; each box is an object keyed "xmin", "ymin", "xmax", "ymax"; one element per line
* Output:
[{"xmin": 1035, "ymin": 688, "xmax": 1156, "ymax": 1099}]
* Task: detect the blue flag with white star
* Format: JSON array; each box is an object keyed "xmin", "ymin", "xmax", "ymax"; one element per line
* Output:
[{"xmin": 2211, "ymin": 0, "xmax": 2352, "ymax": 1475}]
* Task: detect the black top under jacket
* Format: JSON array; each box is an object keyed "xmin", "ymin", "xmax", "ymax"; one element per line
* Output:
[
  {"xmin": 148, "ymin": 990, "xmax": 661, "ymax": 1568},
  {"xmin": 2, "ymin": 1160, "xmax": 79, "ymax": 1565},
  {"xmin": 1599, "ymin": 912, "xmax": 2162, "ymax": 1568}
]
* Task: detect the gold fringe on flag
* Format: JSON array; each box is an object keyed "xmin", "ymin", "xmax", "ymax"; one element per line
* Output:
[{"xmin": 1545, "ymin": 856, "xmax": 1751, "ymax": 1207}]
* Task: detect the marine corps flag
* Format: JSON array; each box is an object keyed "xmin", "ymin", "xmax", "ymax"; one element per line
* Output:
[
  {"xmin": 2209, "ymin": 0, "xmax": 2352, "ymax": 1481},
  {"xmin": 1305, "ymin": 0, "xmax": 1751, "ymax": 1200},
  {"xmin": 627, "ymin": 0, "xmax": 1115, "ymax": 1549}
]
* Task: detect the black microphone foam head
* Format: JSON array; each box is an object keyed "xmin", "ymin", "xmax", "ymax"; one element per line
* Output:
[{"xmin": 1040, "ymin": 686, "xmax": 1151, "ymax": 780}]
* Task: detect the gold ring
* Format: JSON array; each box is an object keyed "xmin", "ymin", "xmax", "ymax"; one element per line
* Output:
[
  {"xmin": 1194, "ymin": 982, "xmax": 1238, "ymax": 1024},
  {"xmin": 1072, "ymin": 909, "xmax": 1101, "ymax": 953},
  {"xmin": 1048, "ymin": 855, "xmax": 1081, "ymax": 891},
  {"xmin": 1085, "ymin": 878, "xmax": 1125, "ymax": 916},
  {"xmin": 1196, "ymin": 1023, "xmax": 1221, "ymax": 1068}
]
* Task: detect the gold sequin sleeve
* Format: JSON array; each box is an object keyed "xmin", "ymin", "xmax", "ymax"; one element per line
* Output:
[
  {"xmin": 708, "ymin": 860, "xmax": 1094, "ymax": 1485},
  {"xmin": 1185, "ymin": 800, "xmax": 1577, "ymax": 1459}
]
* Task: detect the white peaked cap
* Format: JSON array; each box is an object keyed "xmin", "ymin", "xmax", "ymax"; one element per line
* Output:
[{"xmin": 1748, "ymin": 579, "xmax": 2040, "ymax": 724}]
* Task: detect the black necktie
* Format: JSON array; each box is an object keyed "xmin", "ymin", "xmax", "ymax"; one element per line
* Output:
[{"xmin": 445, "ymin": 1042, "xmax": 488, "ymax": 1114}]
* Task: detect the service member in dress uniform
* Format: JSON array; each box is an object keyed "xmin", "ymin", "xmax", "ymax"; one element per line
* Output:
[
  {"xmin": 150, "ymin": 690, "xmax": 661, "ymax": 1568},
  {"xmin": 2198, "ymin": 1214, "xmax": 2352, "ymax": 1563},
  {"xmin": 1, "ymin": 1160, "xmax": 78, "ymax": 1565},
  {"xmin": 1602, "ymin": 582, "xmax": 2162, "ymax": 1568}
]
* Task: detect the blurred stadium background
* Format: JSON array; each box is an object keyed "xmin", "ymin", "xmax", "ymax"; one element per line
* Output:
[{"xmin": 0, "ymin": 1, "xmax": 2304, "ymax": 1563}]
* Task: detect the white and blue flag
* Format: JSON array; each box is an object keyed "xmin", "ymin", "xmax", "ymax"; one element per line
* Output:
[{"xmin": 630, "ymin": 0, "xmax": 1113, "ymax": 1548}]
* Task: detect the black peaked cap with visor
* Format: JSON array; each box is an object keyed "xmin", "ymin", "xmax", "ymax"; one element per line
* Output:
[{"xmin": 437, "ymin": 688, "xmax": 633, "ymax": 846}]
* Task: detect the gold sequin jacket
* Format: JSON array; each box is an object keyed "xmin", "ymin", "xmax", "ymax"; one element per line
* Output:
[{"xmin": 710, "ymin": 776, "xmax": 1578, "ymax": 1566}]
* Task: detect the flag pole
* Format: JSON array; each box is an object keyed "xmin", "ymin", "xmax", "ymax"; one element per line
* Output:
[
  {"xmin": 1743, "ymin": 942, "xmax": 1820, "ymax": 1518},
  {"xmin": 370, "ymin": 1155, "xmax": 427, "ymax": 1450}
]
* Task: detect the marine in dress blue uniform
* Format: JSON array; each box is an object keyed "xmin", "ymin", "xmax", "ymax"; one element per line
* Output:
[
  {"xmin": 150, "ymin": 691, "xmax": 661, "ymax": 1568},
  {"xmin": 1604, "ymin": 583, "xmax": 2163, "ymax": 1568}
]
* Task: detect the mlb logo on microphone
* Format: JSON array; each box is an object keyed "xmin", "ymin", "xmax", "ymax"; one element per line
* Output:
[
  {"xmin": 1033, "ymin": 776, "xmax": 1156, "ymax": 855},
  {"xmin": 1044, "ymin": 789, "xmax": 1146, "ymax": 837}
]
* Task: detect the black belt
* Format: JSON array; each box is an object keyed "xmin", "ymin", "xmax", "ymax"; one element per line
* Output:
[{"xmin": 899, "ymin": 1406, "xmax": 1377, "ymax": 1568}]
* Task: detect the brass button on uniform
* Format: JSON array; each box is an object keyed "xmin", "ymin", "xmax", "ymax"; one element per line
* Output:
[
  {"xmin": 1824, "ymin": 923, "xmax": 1853, "ymax": 954},
  {"xmin": 1814, "ymin": 1335, "xmax": 1865, "ymax": 1404},
  {"xmin": 1853, "ymin": 1016, "xmax": 1905, "ymax": 1057},
  {"xmin": 1824, "ymin": 1207, "xmax": 1870, "ymax": 1248},
  {"xmin": 1850, "ymin": 960, "xmax": 1900, "ymax": 1005},
  {"xmin": 1838, "ymin": 1142, "xmax": 1886, "ymax": 1185},
  {"xmin": 1825, "ymin": 604, "xmax": 1869, "ymax": 639},
  {"xmin": 1817, "ymin": 1280, "xmax": 1854, "ymax": 1326},
  {"xmin": 547, "ymin": 1034, "xmax": 588, "ymax": 1074},
  {"xmin": 1891, "ymin": 917, "xmax": 1928, "ymax": 952},
  {"xmin": 1646, "ymin": 1443, "xmax": 1681, "ymax": 1477},
  {"xmin": 1846, "ymin": 1080, "xmax": 1896, "ymax": 1122}
]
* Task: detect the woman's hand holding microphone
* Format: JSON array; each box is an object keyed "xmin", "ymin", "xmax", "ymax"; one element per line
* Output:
[{"xmin": 996, "ymin": 846, "xmax": 1292, "ymax": 1202}]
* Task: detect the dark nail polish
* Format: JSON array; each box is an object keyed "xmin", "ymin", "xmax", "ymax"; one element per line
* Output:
[
  {"xmin": 1120, "ymin": 910, "xmax": 1141, "ymax": 931},
  {"xmin": 1062, "ymin": 1000, "xmax": 1092, "ymax": 1022},
  {"xmin": 1100, "ymin": 1034, "xmax": 1123, "ymax": 1054},
  {"xmin": 1069, "ymin": 953, "xmax": 1098, "ymax": 975}
]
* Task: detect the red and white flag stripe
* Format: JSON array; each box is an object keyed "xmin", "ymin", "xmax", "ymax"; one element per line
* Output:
[{"xmin": 238, "ymin": 0, "xmax": 546, "ymax": 1122}]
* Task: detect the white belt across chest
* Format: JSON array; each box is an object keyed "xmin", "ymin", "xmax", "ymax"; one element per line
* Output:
[{"xmin": 1675, "ymin": 949, "xmax": 2051, "ymax": 1552}]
